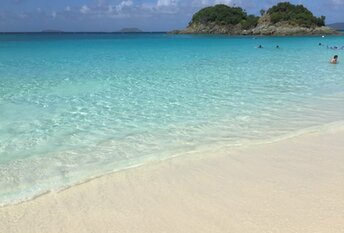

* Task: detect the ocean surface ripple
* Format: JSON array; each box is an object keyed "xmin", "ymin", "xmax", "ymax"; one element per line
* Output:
[{"xmin": 0, "ymin": 33, "xmax": 344, "ymax": 205}]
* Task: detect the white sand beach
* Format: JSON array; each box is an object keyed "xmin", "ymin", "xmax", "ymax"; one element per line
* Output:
[{"xmin": 1, "ymin": 129, "xmax": 343, "ymax": 233}]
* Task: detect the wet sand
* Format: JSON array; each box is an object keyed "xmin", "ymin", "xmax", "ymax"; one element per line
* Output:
[{"xmin": 1, "ymin": 129, "xmax": 343, "ymax": 233}]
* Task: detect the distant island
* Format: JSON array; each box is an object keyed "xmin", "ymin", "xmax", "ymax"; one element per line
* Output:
[
  {"xmin": 41, "ymin": 29, "xmax": 64, "ymax": 33},
  {"xmin": 171, "ymin": 2, "xmax": 338, "ymax": 36},
  {"xmin": 327, "ymin": 23, "xmax": 344, "ymax": 31},
  {"xmin": 118, "ymin": 28, "xmax": 143, "ymax": 33}
]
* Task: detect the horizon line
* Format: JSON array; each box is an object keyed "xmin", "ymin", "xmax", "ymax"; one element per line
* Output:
[{"xmin": 0, "ymin": 31, "xmax": 169, "ymax": 34}]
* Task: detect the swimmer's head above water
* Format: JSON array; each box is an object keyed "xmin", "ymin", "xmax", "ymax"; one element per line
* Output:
[{"xmin": 331, "ymin": 55, "xmax": 338, "ymax": 64}]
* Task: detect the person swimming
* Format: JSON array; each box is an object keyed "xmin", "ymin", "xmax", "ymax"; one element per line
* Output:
[
  {"xmin": 257, "ymin": 45, "xmax": 263, "ymax": 48},
  {"xmin": 330, "ymin": 55, "xmax": 338, "ymax": 64},
  {"xmin": 319, "ymin": 43, "xmax": 322, "ymax": 46},
  {"xmin": 276, "ymin": 45, "xmax": 280, "ymax": 49}
]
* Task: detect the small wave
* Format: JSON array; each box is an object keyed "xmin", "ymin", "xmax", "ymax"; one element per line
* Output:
[{"xmin": 1, "ymin": 120, "xmax": 344, "ymax": 208}]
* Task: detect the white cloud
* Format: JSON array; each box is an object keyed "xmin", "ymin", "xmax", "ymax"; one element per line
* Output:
[
  {"xmin": 106, "ymin": 0, "xmax": 133, "ymax": 16},
  {"xmin": 200, "ymin": 0, "xmax": 210, "ymax": 5},
  {"xmin": 214, "ymin": 0, "xmax": 233, "ymax": 5},
  {"xmin": 116, "ymin": 0, "xmax": 133, "ymax": 12},
  {"xmin": 157, "ymin": 0, "xmax": 178, "ymax": 7},
  {"xmin": 80, "ymin": 5, "xmax": 90, "ymax": 14},
  {"xmin": 155, "ymin": 0, "xmax": 180, "ymax": 13}
]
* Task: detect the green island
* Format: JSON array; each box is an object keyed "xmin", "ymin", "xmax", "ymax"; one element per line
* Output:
[{"xmin": 171, "ymin": 2, "xmax": 338, "ymax": 36}]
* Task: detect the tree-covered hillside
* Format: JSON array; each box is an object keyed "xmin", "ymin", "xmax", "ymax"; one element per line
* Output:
[
  {"xmin": 190, "ymin": 4, "xmax": 259, "ymax": 29},
  {"xmin": 172, "ymin": 2, "xmax": 336, "ymax": 35},
  {"xmin": 267, "ymin": 2, "xmax": 325, "ymax": 27}
]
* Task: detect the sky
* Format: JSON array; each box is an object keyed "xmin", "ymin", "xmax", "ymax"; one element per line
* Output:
[{"xmin": 1, "ymin": 0, "xmax": 344, "ymax": 32}]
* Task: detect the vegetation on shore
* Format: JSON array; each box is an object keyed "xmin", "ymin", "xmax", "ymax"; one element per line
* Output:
[
  {"xmin": 267, "ymin": 2, "xmax": 325, "ymax": 27},
  {"xmin": 190, "ymin": 4, "xmax": 259, "ymax": 30},
  {"xmin": 172, "ymin": 2, "xmax": 337, "ymax": 35}
]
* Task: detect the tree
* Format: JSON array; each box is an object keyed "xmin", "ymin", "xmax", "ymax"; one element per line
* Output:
[
  {"xmin": 191, "ymin": 4, "xmax": 248, "ymax": 26},
  {"xmin": 267, "ymin": 2, "xmax": 325, "ymax": 27},
  {"xmin": 241, "ymin": 15, "xmax": 259, "ymax": 29},
  {"xmin": 189, "ymin": 2, "xmax": 327, "ymax": 30},
  {"xmin": 319, "ymin": 16, "xmax": 326, "ymax": 26}
]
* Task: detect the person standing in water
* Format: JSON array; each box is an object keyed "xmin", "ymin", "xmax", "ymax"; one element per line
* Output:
[{"xmin": 330, "ymin": 55, "xmax": 338, "ymax": 64}]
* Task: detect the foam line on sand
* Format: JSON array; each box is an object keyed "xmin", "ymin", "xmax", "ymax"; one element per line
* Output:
[{"xmin": 1, "ymin": 129, "xmax": 344, "ymax": 233}]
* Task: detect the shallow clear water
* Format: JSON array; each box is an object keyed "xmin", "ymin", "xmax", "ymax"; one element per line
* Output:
[{"xmin": 0, "ymin": 33, "xmax": 344, "ymax": 205}]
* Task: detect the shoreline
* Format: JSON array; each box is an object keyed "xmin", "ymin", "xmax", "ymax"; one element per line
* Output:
[
  {"xmin": 1, "ymin": 120, "xmax": 344, "ymax": 208},
  {"xmin": 1, "ymin": 126, "xmax": 344, "ymax": 232}
]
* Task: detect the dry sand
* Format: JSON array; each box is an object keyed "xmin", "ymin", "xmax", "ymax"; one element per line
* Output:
[{"xmin": 1, "ymin": 129, "xmax": 343, "ymax": 233}]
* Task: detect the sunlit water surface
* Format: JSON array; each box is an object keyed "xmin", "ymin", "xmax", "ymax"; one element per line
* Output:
[{"xmin": 0, "ymin": 33, "xmax": 343, "ymax": 205}]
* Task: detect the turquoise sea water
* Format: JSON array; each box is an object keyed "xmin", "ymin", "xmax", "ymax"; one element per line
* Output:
[{"xmin": 0, "ymin": 33, "xmax": 344, "ymax": 206}]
